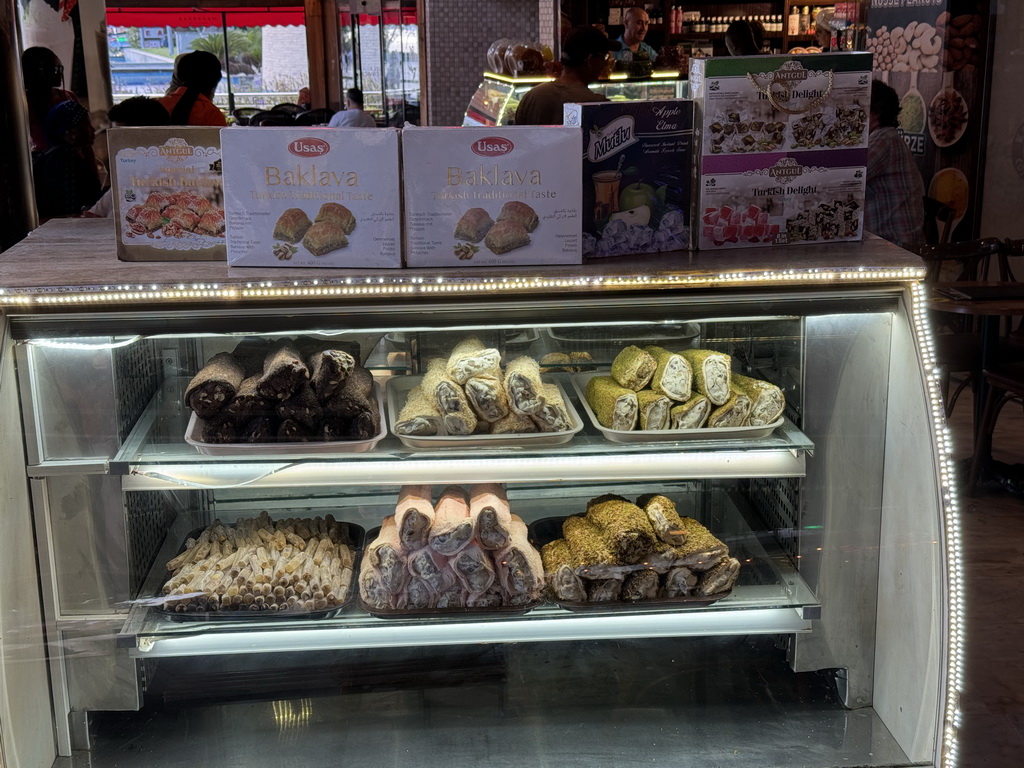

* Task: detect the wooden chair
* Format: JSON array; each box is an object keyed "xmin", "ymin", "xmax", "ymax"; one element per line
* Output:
[
  {"xmin": 922, "ymin": 196, "xmax": 956, "ymax": 247},
  {"xmin": 232, "ymin": 107, "xmax": 261, "ymax": 126}
]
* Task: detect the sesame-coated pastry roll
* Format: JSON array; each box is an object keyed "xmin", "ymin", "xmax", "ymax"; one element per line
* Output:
[
  {"xmin": 680, "ymin": 349, "xmax": 732, "ymax": 406},
  {"xmin": 585, "ymin": 375, "xmax": 638, "ymax": 431},
  {"xmin": 670, "ymin": 395, "xmax": 710, "ymax": 429},
  {"xmin": 470, "ymin": 483, "xmax": 512, "ymax": 551},
  {"xmin": 395, "ymin": 485, "xmax": 435, "ymax": 552},
  {"xmin": 395, "ymin": 385, "xmax": 444, "ymax": 436},
  {"xmin": 610, "ymin": 345, "xmax": 657, "ymax": 391},
  {"xmin": 422, "ymin": 358, "xmax": 477, "ymax": 435},
  {"xmin": 490, "ymin": 410, "xmax": 538, "ymax": 434},
  {"xmin": 540, "ymin": 539, "xmax": 587, "ymax": 602},
  {"xmin": 446, "ymin": 336, "xmax": 502, "ymax": 385},
  {"xmin": 707, "ymin": 389, "xmax": 752, "ymax": 428},
  {"xmin": 636, "ymin": 494, "xmax": 688, "ymax": 546},
  {"xmin": 644, "ymin": 345, "xmax": 693, "ymax": 401},
  {"xmin": 532, "ymin": 382, "xmax": 573, "ymax": 432},
  {"xmin": 464, "ymin": 374, "xmax": 510, "ymax": 423},
  {"xmin": 637, "ymin": 389, "xmax": 672, "ymax": 430},
  {"xmin": 504, "ymin": 355, "xmax": 544, "ymax": 415},
  {"xmin": 731, "ymin": 373, "xmax": 785, "ymax": 426},
  {"xmin": 429, "ymin": 485, "xmax": 474, "ymax": 556},
  {"xmin": 185, "ymin": 352, "xmax": 245, "ymax": 418}
]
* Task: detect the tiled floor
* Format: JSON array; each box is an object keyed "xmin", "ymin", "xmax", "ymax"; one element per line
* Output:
[{"xmin": 949, "ymin": 389, "xmax": 1024, "ymax": 763}]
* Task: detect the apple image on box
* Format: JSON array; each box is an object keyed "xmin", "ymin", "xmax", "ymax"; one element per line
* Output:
[{"xmin": 619, "ymin": 182, "xmax": 655, "ymax": 211}]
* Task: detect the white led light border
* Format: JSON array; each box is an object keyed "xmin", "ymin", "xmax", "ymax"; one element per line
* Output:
[
  {"xmin": 0, "ymin": 266, "xmax": 926, "ymax": 309},
  {"xmin": 908, "ymin": 281, "xmax": 964, "ymax": 768}
]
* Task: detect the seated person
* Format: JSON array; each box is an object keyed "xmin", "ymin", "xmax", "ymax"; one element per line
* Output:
[
  {"xmin": 725, "ymin": 19, "xmax": 764, "ymax": 56},
  {"xmin": 33, "ymin": 100, "xmax": 102, "ymax": 220},
  {"xmin": 614, "ymin": 7, "xmax": 657, "ymax": 62},
  {"xmin": 327, "ymin": 88, "xmax": 376, "ymax": 128},
  {"xmin": 159, "ymin": 51, "xmax": 227, "ymax": 127}
]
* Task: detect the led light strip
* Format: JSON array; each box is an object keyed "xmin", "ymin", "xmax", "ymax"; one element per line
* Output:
[
  {"xmin": 0, "ymin": 266, "xmax": 926, "ymax": 308},
  {"xmin": 908, "ymin": 281, "xmax": 963, "ymax": 768}
]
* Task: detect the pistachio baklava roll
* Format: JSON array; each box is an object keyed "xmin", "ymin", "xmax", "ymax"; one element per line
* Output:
[
  {"xmin": 731, "ymin": 372, "xmax": 785, "ymax": 426},
  {"xmin": 585, "ymin": 375, "xmax": 638, "ymax": 431},
  {"xmin": 670, "ymin": 395, "xmax": 710, "ymax": 429},
  {"xmin": 621, "ymin": 568, "xmax": 660, "ymax": 601},
  {"xmin": 586, "ymin": 497, "xmax": 658, "ymax": 565},
  {"xmin": 636, "ymin": 494, "xmax": 687, "ymax": 546},
  {"xmin": 464, "ymin": 374, "xmax": 510, "ymax": 423},
  {"xmin": 257, "ymin": 343, "xmax": 309, "ymax": 401},
  {"xmin": 532, "ymin": 382, "xmax": 573, "ymax": 432},
  {"xmin": 662, "ymin": 566, "xmax": 698, "ymax": 597},
  {"xmin": 504, "ymin": 355, "xmax": 544, "ymax": 415},
  {"xmin": 422, "ymin": 357, "xmax": 477, "ymax": 435},
  {"xmin": 680, "ymin": 349, "xmax": 732, "ymax": 406},
  {"xmin": 446, "ymin": 336, "xmax": 502, "ymax": 385},
  {"xmin": 644, "ymin": 345, "xmax": 693, "ymax": 401},
  {"xmin": 569, "ymin": 351, "xmax": 596, "ymax": 372},
  {"xmin": 637, "ymin": 390, "xmax": 672, "ymax": 430},
  {"xmin": 563, "ymin": 515, "xmax": 620, "ymax": 576},
  {"xmin": 707, "ymin": 388, "xmax": 752, "ymax": 428},
  {"xmin": 395, "ymin": 385, "xmax": 444, "ymax": 437},
  {"xmin": 586, "ymin": 578, "xmax": 623, "ymax": 603},
  {"xmin": 540, "ymin": 539, "xmax": 587, "ymax": 602},
  {"xmin": 697, "ymin": 556, "xmax": 741, "ymax": 595},
  {"xmin": 673, "ymin": 517, "xmax": 730, "ymax": 571},
  {"xmin": 610, "ymin": 345, "xmax": 657, "ymax": 391},
  {"xmin": 185, "ymin": 352, "xmax": 246, "ymax": 418}
]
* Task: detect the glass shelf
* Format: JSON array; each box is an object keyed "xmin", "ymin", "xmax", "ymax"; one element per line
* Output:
[
  {"xmin": 92, "ymin": 378, "xmax": 813, "ymax": 489},
  {"xmin": 118, "ymin": 489, "xmax": 819, "ymax": 658}
]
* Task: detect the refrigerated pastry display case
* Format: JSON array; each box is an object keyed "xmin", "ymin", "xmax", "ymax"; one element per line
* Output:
[
  {"xmin": 0, "ymin": 221, "xmax": 961, "ymax": 768},
  {"xmin": 464, "ymin": 71, "xmax": 689, "ymax": 126}
]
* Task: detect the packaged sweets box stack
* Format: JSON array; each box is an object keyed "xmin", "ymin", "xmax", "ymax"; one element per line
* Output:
[
  {"xmin": 563, "ymin": 99, "xmax": 694, "ymax": 259},
  {"xmin": 688, "ymin": 53, "xmax": 872, "ymax": 251},
  {"xmin": 221, "ymin": 128, "xmax": 402, "ymax": 268},
  {"xmin": 401, "ymin": 126, "xmax": 582, "ymax": 267},
  {"xmin": 108, "ymin": 128, "xmax": 225, "ymax": 262}
]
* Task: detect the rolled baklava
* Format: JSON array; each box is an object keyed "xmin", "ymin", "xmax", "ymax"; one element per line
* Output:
[
  {"xmin": 422, "ymin": 358, "xmax": 477, "ymax": 435},
  {"xmin": 185, "ymin": 352, "xmax": 245, "ymax": 419},
  {"xmin": 532, "ymin": 382, "xmax": 573, "ymax": 432},
  {"xmin": 585, "ymin": 375, "xmax": 639, "ymax": 431},
  {"xmin": 680, "ymin": 349, "xmax": 732, "ymax": 405},
  {"xmin": 505, "ymin": 356, "xmax": 544, "ymax": 416},
  {"xmin": 611, "ymin": 345, "xmax": 657, "ymax": 391},
  {"xmin": 707, "ymin": 389, "xmax": 752, "ymax": 428},
  {"xmin": 670, "ymin": 395, "xmax": 710, "ymax": 429},
  {"xmin": 731, "ymin": 372, "xmax": 785, "ymax": 426},
  {"xmin": 637, "ymin": 389, "xmax": 671, "ymax": 430},
  {"xmin": 645, "ymin": 345, "xmax": 693, "ymax": 401}
]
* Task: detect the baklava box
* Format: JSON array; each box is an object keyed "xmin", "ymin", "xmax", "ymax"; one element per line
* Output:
[
  {"xmin": 108, "ymin": 128, "xmax": 225, "ymax": 261},
  {"xmin": 220, "ymin": 127, "xmax": 401, "ymax": 268},
  {"xmin": 688, "ymin": 53, "xmax": 871, "ymax": 250},
  {"xmin": 401, "ymin": 126, "xmax": 582, "ymax": 267},
  {"xmin": 563, "ymin": 99, "xmax": 693, "ymax": 258}
]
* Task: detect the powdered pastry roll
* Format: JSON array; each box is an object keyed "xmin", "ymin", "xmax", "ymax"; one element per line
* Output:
[
  {"xmin": 470, "ymin": 483, "xmax": 512, "ymax": 551},
  {"xmin": 395, "ymin": 485, "xmax": 435, "ymax": 552}
]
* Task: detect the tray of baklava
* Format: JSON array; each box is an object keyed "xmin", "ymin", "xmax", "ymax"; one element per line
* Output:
[{"xmin": 155, "ymin": 512, "xmax": 363, "ymax": 621}]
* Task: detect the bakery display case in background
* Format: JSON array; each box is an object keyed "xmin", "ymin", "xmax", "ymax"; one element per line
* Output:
[{"xmin": 0, "ymin": 223, "xmax": 959, "ymax": 767}]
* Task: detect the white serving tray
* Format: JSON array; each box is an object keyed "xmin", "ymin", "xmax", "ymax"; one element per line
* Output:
[
  {"xmin": 185, "ymin": 383, "xmax": 387, "ymax": 456},
  {"xmin": 571, "ymin": 371, "xmax": 783, "ymax": 444},
  {"xmin": 386, "ymin": 374, "xmax": 583, "ymax": 450}
]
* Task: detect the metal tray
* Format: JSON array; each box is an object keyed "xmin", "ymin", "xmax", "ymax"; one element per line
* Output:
[
  {"xmin": 571, "ymin": 372, "xmax": 783, "ymax": 444},
  {"xmin": 154, "ymin": 522, "xmax": 364, "ymax": 622},
  {"xmin": 386, "ymin": 375, "xmax": 583, "ymax": 450},
  {"xmin": 357, "ymin": 526, "xmax": 542, "ymax": 618},
  {"xmin": 185, "ymin": 382, "xmax": 387, "ymax": 456},
  {"xmin": 529, "ymin": 516, "xmax": 731, "ymax": 612}
]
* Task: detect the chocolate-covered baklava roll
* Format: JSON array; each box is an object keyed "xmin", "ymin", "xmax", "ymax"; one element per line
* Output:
[
  {"xmin": 349, "ymin": 406, "xmax": 381, "ymax": 440},
  {"xmin": 504, "ymin": 356, "xmax": 544, "ymax": 415},
  {"xmin": 276, "ymin": 382, "xmax": 323, "ymax": 429},
  {"xmin": 185, "ymin": 352, "xmax": 245, "ymax": 418},
  {"xmin": 395, "ymin": 385, "xmax": 444, "ymax": 436},
  {"xmin": 323, "ymin": 366, "xmax": 374, "ymax": 418},
  {"xmin": 637, "ymin": 390, "xmax": 671, "ymax": 430},
  {"xmin": 644, "ymin": 345, "xmax": 693, "ymax": 401},
  {"xmin": 277, "ymin": 418, "xmax": 314, "ymax": 442},
  {"xmin": 224, "ymin": 375, "xmax": 272, "ymax": 421},
  {"xmin": 680, "ymin": 349, "xmax": 732, "ymax": 406},
  {"xmin": 611, "ymin": 345, "xmax": 657, "ymax": 391},
  {"xmin": 241, "ymin": 415, "xmax": 275, "ymax": 443},
  {"xmin": 731, "ymin": 373, "xmax": 785, "ymax": 426},
  {"xmin": 258, "ymin": 343, "xmax": 309, "ymax": 401},
  {"xmin": 201, "ymin": 413, "xmax": 238, "ymax": 443},
  {"xmin": 670, "ymin": 395, "xmax": 710, "ymax": 429},
  {"xmin": 585, "ymin": 376, "xmax": 638, "ymax": 431},
  {"xmin": 309, "ymin": 349, "xmax": 356, "ymax": 401},
  {"xmin": 231, "ymin": 337, "xmax": 272, "ymax": 377}
]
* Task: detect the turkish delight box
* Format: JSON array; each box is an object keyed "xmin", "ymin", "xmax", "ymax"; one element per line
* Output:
[
  {"xmin": 221, "ymin": 127, "xmax": 401, "ymax": 268},
  {"xmin": 108, "ymin": 128, "xmax": 224, "ymax": 261},
  {"xmin": 689, "ymin": 53, "xmax": 871, "ymax": 250},
  {"xmin": 563, "ymin": 99, "xmax": 693, "ymax": 258},
  {"xmin": 401, "ymin": 126, "xmax": 582, "ymax": 267}
]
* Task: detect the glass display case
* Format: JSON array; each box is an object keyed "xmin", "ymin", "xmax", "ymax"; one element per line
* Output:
[
  {"xmin": 464, "ymin": 71, "xmax": 689, "ymax": 126},
  {"xmin": 0, "ymin": 222, "xmax": 960, "ymax": 768}
]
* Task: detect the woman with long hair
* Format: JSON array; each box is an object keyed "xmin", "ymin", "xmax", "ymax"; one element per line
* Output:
[{"xmin": 159, "ymin": 51, "xmax": 227, "ymax": 127}]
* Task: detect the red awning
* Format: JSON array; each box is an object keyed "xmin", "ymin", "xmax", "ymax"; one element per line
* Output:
[{"xmin": 105, "ymin": 7, "xmax": 306, "ymax": 28}]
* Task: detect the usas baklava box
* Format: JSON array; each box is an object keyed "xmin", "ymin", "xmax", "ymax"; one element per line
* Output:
[
  {"xmin": 401, "ymin": 126, "xmax": 582, "ymax": 267},
  {"xmin": 689, "ymin": 53, "xmax": 871, "ymax": 250},
  {"xmin": 108, "ymin": 128, "xmax": 224, "ymax": 261},
  {"xmin": 220, "ymin": 127, "xmax": 401, "ymax": 268},
  {"xmin": 563, "ymin": 99, "xmax": 694, "ymax": 258}
]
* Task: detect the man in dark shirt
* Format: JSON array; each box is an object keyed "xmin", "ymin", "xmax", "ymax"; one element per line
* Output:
[{"xmin": 514, "ymin": 26, "xmax": 620, "ymax": 125}]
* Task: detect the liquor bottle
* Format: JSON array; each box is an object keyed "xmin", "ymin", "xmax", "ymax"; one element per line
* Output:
[
  {"xmin": 788, "ymin": 7, "xmax": 801, "ymax": 36},
  {"xmin": 800, "ymin": 6, "xmax": 811, "ymax": 35}
]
